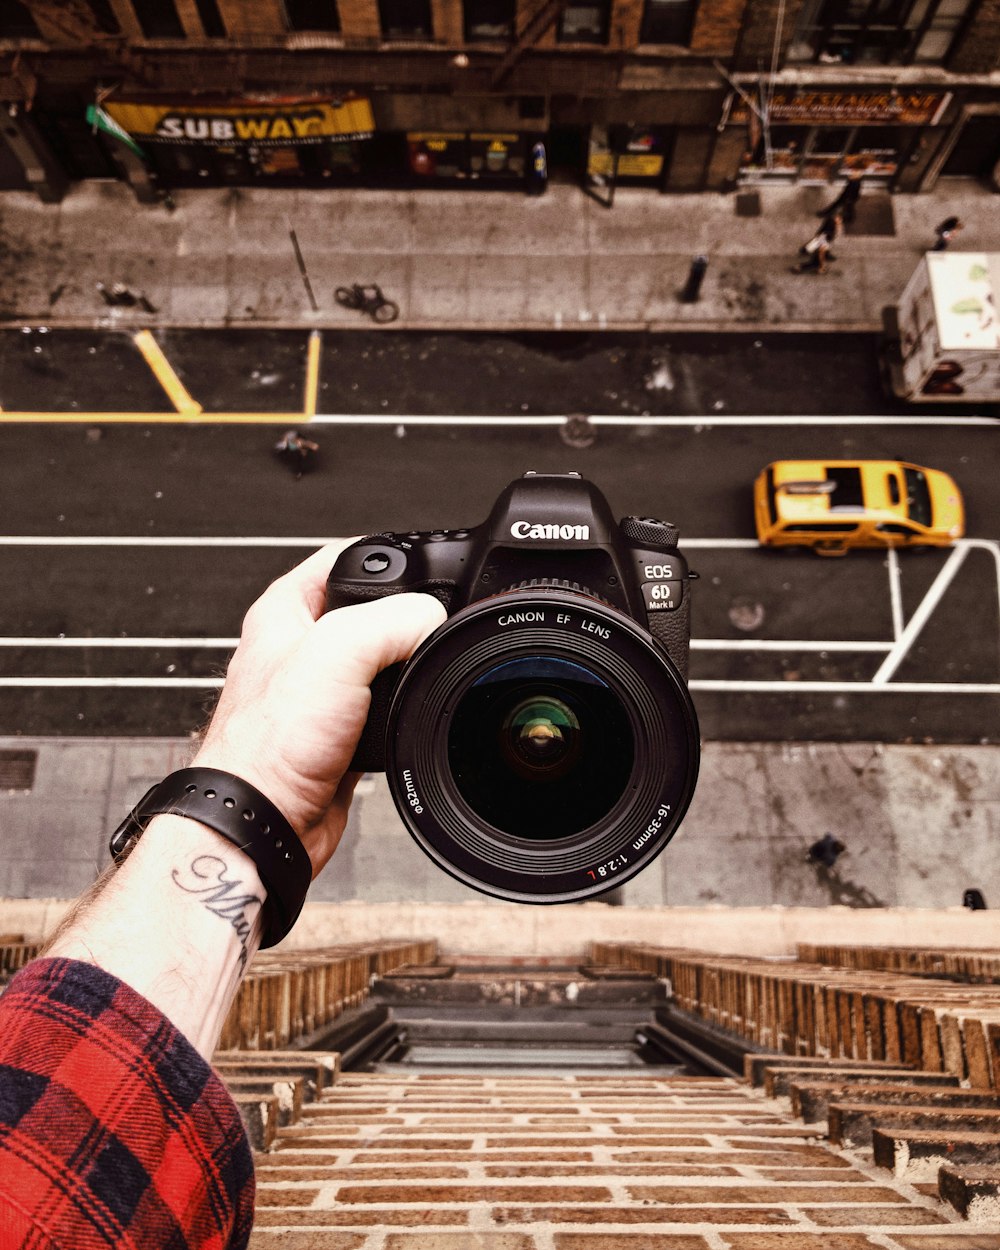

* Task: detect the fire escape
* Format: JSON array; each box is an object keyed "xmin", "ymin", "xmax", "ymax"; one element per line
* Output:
[
  {"xmin": 491, "ymin": 0, "xmax": 570, "ymax": 89},
  {"xmin": 17, "ymin": 0, "xmax": 157, "ymax": 93}
]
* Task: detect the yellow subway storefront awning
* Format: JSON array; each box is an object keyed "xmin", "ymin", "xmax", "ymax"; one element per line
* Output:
[{"xmin": 103, "ymin": 97, "xmax": 375, "ymax": 146}]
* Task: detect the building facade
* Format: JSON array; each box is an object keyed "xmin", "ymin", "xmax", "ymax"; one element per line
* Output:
[{"xmin": 2, "ymin": 0, "xmax": 999, "ymax": 202}]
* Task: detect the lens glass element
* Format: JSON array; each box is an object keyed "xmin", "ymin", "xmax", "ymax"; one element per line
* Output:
[{"xmin": 447, "ymin": 657, "xmax": 634, "ymax": 840}]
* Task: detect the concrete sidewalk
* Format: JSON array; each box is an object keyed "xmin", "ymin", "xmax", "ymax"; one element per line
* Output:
[
  {"xmin": 2, "ymin": 736, "xmax": 998, "ymax": 922},
  {"xmin": 0, "ymin": 177, "xmax": 994, "ymax": 333}
]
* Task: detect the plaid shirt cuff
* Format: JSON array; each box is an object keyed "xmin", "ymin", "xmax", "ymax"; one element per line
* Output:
[{"xmin": 0, "ymin": 957, "xmax": 254, "ymax": 1250}]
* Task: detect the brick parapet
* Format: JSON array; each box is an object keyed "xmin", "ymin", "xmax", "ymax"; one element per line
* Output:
[
  {"xmin": 798, "ymin": 943, "xmax": 1000, "ymax": 983},
  {"xmin": 594, "ymin": 942, "xmax": 1000, "ymax": 1090},
  {"xmin": 220, "ymin": 939, "xmax": 436, "ymax": 1050}
]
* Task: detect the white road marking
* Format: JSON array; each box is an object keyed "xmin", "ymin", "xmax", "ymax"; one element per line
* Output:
[
  {"xmin": 872, "ymin": 545, "xmax": 969, "ymax": 685},
  {"xmin": 0, "ymin": 637, "xmax": 237, "ymax": 647},
  {"xmin": 691, "ymin": 640, "xmax": 891, "ymax": 651},
  {"xmin": 0, "ymin": 536, "xmax": 334, "ymax": 547},
  {"xmin": 0, "ymin": 536, "xmax": 995, "ymax": 696},
  {"xmin": 887, "ymin": 547, "xmax": 904, "ymax": 641},
  {"xmin": 691, "ymin": 680, "xmax": 1000, "ymax": 694},
  {"xmin": 304, "ymin": 413, "xmax": 998, "ymax": 427},
  {"xmin": 0, "ymin": 677, "xmax": 225, "ymax": 688}
]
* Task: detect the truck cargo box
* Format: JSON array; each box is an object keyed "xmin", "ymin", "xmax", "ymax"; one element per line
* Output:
[{"xmin": 884, "ymin": 252, "xmax": 1000, "ymax": 403}]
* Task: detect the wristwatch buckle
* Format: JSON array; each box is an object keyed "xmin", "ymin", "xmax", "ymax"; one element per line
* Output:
[{"xmin": 109, "ymin": 784, "xmax": 157, "ymax": 861}]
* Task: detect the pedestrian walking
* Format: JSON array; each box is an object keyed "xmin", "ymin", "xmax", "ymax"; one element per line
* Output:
[
  {"xmin": 96, "ymin": 282, "xmax": 158, "ymax": 313},
  {"xmin": 792, "ymin": 210, "xmax": 841, "ymax": 275},
  {"xmin": 818, "ymin": 171, "xmax": 862, "ymax": 225},
  {"xmin": 273, "ymin": 429, "xmax": 319, "ymax": 479},
  {"xmin": 807, "ymin": 832, "xmax": 846, "ymax": 869},
  {"xmin": 933, "ymin": 215, "xmax": 964, "ymax": 250}
]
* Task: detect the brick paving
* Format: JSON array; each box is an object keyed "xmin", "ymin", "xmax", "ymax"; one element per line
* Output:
[{"xmin": 246, "ymin": 1072, "xmax": 994, "ymax": 1250}]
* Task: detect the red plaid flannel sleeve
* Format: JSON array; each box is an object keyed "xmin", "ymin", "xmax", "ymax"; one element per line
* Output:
[{"xmin": 0, "ymin": 957, "xmax": 254, "ymax": 1250}]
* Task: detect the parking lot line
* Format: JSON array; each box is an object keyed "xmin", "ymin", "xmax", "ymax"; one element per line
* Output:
[
  {"xmin": 0, "ymin": 411, "xmax": 310, "ymax": 423},
  {"xmin": 132, "ymin": 330, "xmax": 203, "ymax": 415},
  {"xmin": 303, "ymin": 329, "xmax": 321, "ymax": 418},
  {"xmin": 872, "ymin": 545, "xmax": 970, "ymax": 685}
]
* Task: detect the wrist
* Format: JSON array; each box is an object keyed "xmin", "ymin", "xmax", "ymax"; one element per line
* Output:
[
  {"xmin": 109, "ymin": 767, "xmax": 313, "ymax": 949},
  {"xmin": 49, "ymin": 814, "xmax": 266, "ymax": 1057},
  {"xmin": 191, "ymin": 740, "xmax": 321, "ymax": 839}
]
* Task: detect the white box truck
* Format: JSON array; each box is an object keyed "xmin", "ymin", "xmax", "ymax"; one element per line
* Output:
[{"xmin": 883, "ymin": 251, "xmax": 1000, "ymax": 403}]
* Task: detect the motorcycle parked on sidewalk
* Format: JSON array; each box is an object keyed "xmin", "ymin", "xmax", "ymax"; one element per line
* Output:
[{"xmin": 334, "ymin": 283, "xmax": 399, "ymax": 324}]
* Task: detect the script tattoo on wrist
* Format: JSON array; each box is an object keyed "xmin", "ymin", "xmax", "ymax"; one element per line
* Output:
[{"xmin": 172, "ymin": 854, "xmax": 263, "ymax": 970}]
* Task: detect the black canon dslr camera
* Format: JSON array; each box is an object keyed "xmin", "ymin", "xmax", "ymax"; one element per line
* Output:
[{"xmin": 326, "ymin": 472, "xmax": 700, "ymax": 903}]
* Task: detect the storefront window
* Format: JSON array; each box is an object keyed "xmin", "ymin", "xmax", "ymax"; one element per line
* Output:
[
  {"xmin": 558, "ymin": 1, "xmax": 609, "ymax": 43},
  {"xmin": 407, "ymin": 132, "xmax": 525, "ymax": 181},
  {"xmin": 787, "ymin": 0, "xmax": 971, "ymax": 64},
  {"xmin": 379, "ymin": 0, "xmax": 432, "ymax": 40},
  {"xmin": 283, "ymin": 0, "xmax": 339, "ymax": 32},
  {"xmin": 843, "ymin": 126, "xmax": 903, "ymax": 177},
  {"xmin": 465, "ymin": 0, "xmax": 515, "ymax": 41},
  {"xmin": 740, "ymin": 123, "xmax": 905, "ymax": 182},
  {"xmin": 131, "ymin": 0, "xmax": 185, "ymax": 39},
  {"xmin": 639, "ymin": 0, "xmax": 696, "ymax": 45}
]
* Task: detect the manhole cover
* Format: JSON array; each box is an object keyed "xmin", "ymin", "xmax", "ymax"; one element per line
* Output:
[{"xmin": 0, "ymin": 750, "xmax": 37, "ymax": 791}]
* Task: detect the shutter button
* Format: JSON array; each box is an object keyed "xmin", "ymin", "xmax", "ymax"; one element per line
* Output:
[{"xmin": 362, "ymin": 552, "xmax": 392, "ymax": 574}]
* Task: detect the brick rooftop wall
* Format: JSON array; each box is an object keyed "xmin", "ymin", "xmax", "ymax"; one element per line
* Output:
[
  {"xmin": 247, "ymin": 1070, "xmax": 991, "ymax": 1250},
  {"xmin": 594, "ymin": 943, "xmax": 1000, "ymax": 1090},
  {"xmin": 797, "ymin": 944, "xmax": 1000, "ymax": 983},
  {"xmin": 220, "ymin": 940, "xmax": 436, "ymax": 1050}
]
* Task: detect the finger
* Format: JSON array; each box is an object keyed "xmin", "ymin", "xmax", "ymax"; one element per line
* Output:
[
  {"xmin": 308, "ymin": 592, "xmax": 448, "ymax": 690},
  {"xmin": 244, "ymin": 539, "xmax": 362, "ymax": 635}
]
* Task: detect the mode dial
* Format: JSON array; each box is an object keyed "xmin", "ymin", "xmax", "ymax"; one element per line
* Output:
[{"xmin": 620, "ymin": 516, "xmax": 679, "ymax": 549}]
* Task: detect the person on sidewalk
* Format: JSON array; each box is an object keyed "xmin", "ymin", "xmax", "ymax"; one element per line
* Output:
[
  {"xmin": 793, "ymin": 210, "xmax": 842, "ymax": 275},
  {"xmin": 933, "ymin": 215, "xmax": 964, "ymax": 251},
  {"xmin": 807, "ymin": 832, "xmax": 847, "ymax": 869},
  {"xmin": 818, "ymin": 171, "xmax": 862, "ymax": 225},
  {"xmin": 0, "ymin": 547, "xmax": 445, "ymax": 1250}
]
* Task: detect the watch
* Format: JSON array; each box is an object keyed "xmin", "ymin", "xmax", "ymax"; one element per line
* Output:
[{"xmin": 109, "ymin": 767, "xmax": 313, "ymax": 949}]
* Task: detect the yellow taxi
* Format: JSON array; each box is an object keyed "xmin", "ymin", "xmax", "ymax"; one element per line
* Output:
[{"xmin": 754, "ymin": 459, "xmax": 965, "ymax": 555}]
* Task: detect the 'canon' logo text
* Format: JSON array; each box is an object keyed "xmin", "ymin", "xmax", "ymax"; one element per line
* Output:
[{"xmin": 510, "ymin": 521, "xmax": 591, "ymax": 541}]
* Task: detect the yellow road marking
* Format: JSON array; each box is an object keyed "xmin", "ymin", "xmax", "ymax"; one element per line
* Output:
[
  {"xmin": 303, "ymin": 329, "xmax": 321, "ymax": 418},
  {"xmin": 132, "ymin": 330, "xmax": 203, "ymax": 415},
  {"xmin": 0, "ymin": 412, "xmax": 306, "ymax": 424}
]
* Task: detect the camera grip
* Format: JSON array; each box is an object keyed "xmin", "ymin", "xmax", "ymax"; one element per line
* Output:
[
  {"xmin": 349, "ymin": 661, "xmax": 404, "ymax": 772},
  {"xmin": 648, "ymin": 595, "xmax": 692, "ymax": 681}
]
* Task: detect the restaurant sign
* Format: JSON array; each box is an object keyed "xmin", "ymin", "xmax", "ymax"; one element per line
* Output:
[
  {"xmin": 732, "ymin": 90, "xmax": 952, "ymax": 127},
  {"xmin": 102, "ymin": 97, "xmax": 375, "ymax": 146}
]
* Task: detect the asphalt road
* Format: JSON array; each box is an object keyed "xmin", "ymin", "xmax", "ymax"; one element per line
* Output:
[
  {"xmin": 1, "ymin": 326, "xmax": 995, "ymax": 417},
  {"xmin": 0, "ymin": 328, "xmax": 996, "ymax": 743}
]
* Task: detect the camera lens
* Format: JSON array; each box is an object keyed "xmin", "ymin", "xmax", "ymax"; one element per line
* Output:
[
  {"xmin": 448, "ymin": 657, "xmax": 633, "ymax": 840},
  {"xmin": 385, "ymin": 590, "xmax": 699, "ymax": 904}
]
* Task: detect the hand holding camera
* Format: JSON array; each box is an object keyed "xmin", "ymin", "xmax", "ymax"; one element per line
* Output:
[{"xmin": 193, "ymin": 542, "xmax": 446, "ymax": 878}]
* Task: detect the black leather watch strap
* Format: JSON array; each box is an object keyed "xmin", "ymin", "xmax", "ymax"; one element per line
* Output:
[{"xmin": 109, "ymin": 767, "xmax": 312, "ymax": 949}]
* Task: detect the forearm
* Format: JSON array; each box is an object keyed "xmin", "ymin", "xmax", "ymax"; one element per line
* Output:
[{"xmin": 46, "ymin": 813, "xmax": 265, "ymax": 1059}]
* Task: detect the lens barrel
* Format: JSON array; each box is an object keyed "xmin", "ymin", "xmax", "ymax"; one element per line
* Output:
[{"xmin": 385, "ymin": 589, "xmax": 699, "ymax": 904}]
